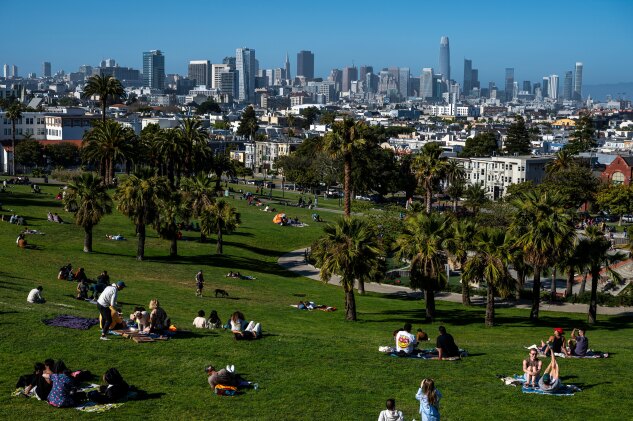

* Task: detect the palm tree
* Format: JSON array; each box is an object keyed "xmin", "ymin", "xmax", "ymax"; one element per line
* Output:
[
  {"xmin": 310, "ymin": 217, "xmax": 384, "ymax": 321},
  {"xmin": 462, "ymin": 227, "xmax": 514, "ymax": 326},
  {"xmin": 395, "ymin": 212, "xmax": 452, "ymax": 321},
  {"xmin": 412, "ymin": 142, "xmax": 448, "ymax": 214},
  {"xmin": 82, "ymin": 75, "xmax": 126, "ymax": 123},
  {"xmin": 199, "ymin": 199, "xmax": 241, "ymax": 254},
  {"xmin": 82, "ymin": 120, "xmax": 136, "ymax": 185},
  {"xmin": 463, "ymin": 182, "xmax": 489, "ymax": 214},
  {"xmin": 154, "ymin": 190, "xmax": 191, "ymax": 257},
  {"xmin": 584, "ymin": 226, "xmax": 626, "ymax": 324},
  {"xmin": 181, "ymin": 173, "xmax": 216, "ymax": 242},
  {"xmin": 212, "ymin": 152, "xmax": 235, "ymax": 191},
  {"xmin": 115, "ymin": 170, "xmax": 170, "ymax": 260},
  {"xmin": 444, "ymin": 219, "xmax": 477, "ymax": 306},
  {"xmin": 444, "ymin": 160, "xmax": 466, "ymax": 212},
  {"xmin": 63, "ymin": 173, "xmax": 113, "ymax": 252},
  {"xmin": 176, "ymin": 118, "xmax": 208, "ymax": 177},
  {"xmin": 510, "ymin": 191, "xmax": 574, "ymax": 320},
  {"xmin": 323, "ymin": 118, "xmax": 366, "ymax": 217},
  {"xmin": 545, "ymin": 149, "xmax": 575, "ymax": 174},
  {"xmin": 6, "ymin": 103, "xmax": 23, "ymax": 176},
  {"xmin": 559, "ymin": 237, "xmax": 591, "ymax": 298}
]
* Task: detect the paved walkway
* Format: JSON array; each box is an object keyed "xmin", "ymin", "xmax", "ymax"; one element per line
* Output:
[{"xmin": 278, "ymin": 248, "xmax": 633, "ymax": 316}]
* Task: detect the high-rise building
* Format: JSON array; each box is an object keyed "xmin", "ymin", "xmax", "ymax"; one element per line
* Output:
[
  {"xmin": 522, "ymin": 81, "xmax": 531, "ymax": 92},
  {"xmin": 42, "ymin": 62, "xmax": 51, "ymax": 78},
  {"xmin": 284, "ymin": 53, "xmax": 291, "ymax": 81},
  {"xmin": 563, "ymin": 71, "xmax": 573, "ymax": 100},
  {"xmin": 504, "ymin": 68, "xmax": 514, "ymax": 102},
  {"xmin": 359, "ymin": 65, "xmax": 373, "ymax": 79},
  {"xmin": 188, "ymin": 60, "xmax": 211, "ymax": 87},
  {"xmin": 542, "ymin": 77, "xmax": 549, "ymax": 98},
  {"xmin": 398, "ymin": 67, "xmax": 410, "ymax": 99},
  {"xmin": 236, "ymin": 47, "xmax": 256, "ymax": 103},
  {"xmin": 9, "ymin": 65, "xmax": 18, "ymax": 78},
  {"xmin": 212, "ymin": 64, "xmax": 236, "ymax": 97},
  {"xmin": 439, "ymin": 36, "xmax": 450, "ymax": 83},
  {"xmin": 341, "ymin": 66, "xmax": 358, "ymax": 92},
  {"xmin": 421, "ymin": 68, "xmax": 434, "ymax": 99},
  {"xmin": 3, "ymin": 64, "xmax": 9, "ymax": 78},
  {"xmin": 471, "ymin": 69, "xmax": 479, "ymax": 90},
  {"xmin": 328, "ymin": 68, "xmax": 342, "ymax": 91},
  {"xmin": 142, "ymin": 50, "xmax": 165, "ymax": 90},
  {"xmin": 463, "ymin": 59, "xmax": 472, "ymax": 95},
  {"xmin": 574, "ymin": 62, "xmax": 583, "ymax": 101},
  {"xmin": 79, "ymin": 65, "xmax": 93, "ymax": 76},
  {"xmin": 296, "ymin": 50, "xmax": 314, "ymax": 79},
  {"xmin": 223, "ymin": 57, "xmax": 236, "ymax": 68},
  {"xmin": 548, "ymin": 75, "xmax": 559, "ymax": 100}
]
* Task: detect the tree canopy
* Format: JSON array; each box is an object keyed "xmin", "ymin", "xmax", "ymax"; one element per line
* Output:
[
  {"xmin": 504, "ymin": 116, "xmax": 531, "ymax": 155},
  {"xmin": 460, "ymin": 132, "xmax": 499, "ymax": 157}
]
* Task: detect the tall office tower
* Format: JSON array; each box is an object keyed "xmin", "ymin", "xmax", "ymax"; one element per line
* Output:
[
  {"xmin": 341, "ymin": 66, "xmax": 358, "ymax": 92},
  {"xmin": 563, "ymin": 71, "xmax": 573, "ymax": 100},
  {"xmin": 104, "ymin": 59, "xmax": 116, "ymax": 67},
  {"xmin": 504, "ymin": 68, "xmax": 514, "ymax": 101},
  {"xmin": 471, "ymin": 69, "xmax": 479, "ymax": 90},
  {"xmin": 79, "ymin": 65, "xmax": 93, "ymax": 76},
  {"xmin": 548, "ymin": 75, "xmax": 559, "ymax": 99},
  {"xmin": 433, "ymin": 74, "xmax": 445, "ymax": 99},
  {"xmin": 223, "ymin": 57, "xmax": 236, "ymax": 68},
  {"xmin": 296, "ymin": 50, "xmax": 314, "ymax": 79},
  {"xmin": 542, "ymin": 77, "xmax": 549, "ymax": 98},
  {"xmin": 532, "ymin": 82, "xmax": 541, "ymax": 95},
  {"xmin": 513, "ymin": 82, "xmax": 519, "ymax": 100},
  {"xmin": 236, "ymin": 47, "xmax": 256, "ymax": 103},
  {"xmin": 188, "ymin": 60, "xmax": 211, "ymax": 87},
  {"xmin": 365, "ymin": 72, "xmax": 378, "ymax": 93},
  {"xmin": 359, "ymin": 65, "xmax": 373, "ymax": 79},
  {"xmin": 439, "ymin": 36, "xmax": 450, "ymax": 83},
  {"xmin": 10, "ymin": 65, "xmax": 18, "ymax": 77},
  {"xmin": 522, "ymin": 81, "xmax": 531, "ymax": 92},
  {"xmin": 3, "ymin": 64, "xmax": 9, "ymax": 78},
  {"xmin": 420, "ymin": 68, "xmax": 434, "ymax": 99},
  {"xmin": 398, "ymin": 67, "xmax": 410, "ymax": 99},
  {"xmin": 142, "ymin": 50, "xmax": 165, "ymax": 90},
  {"xmin": 574, "ymin": 62, "xmax": 583, "ymax": 101},
  {"xmin": 212, "ymin": 64, "xmax": 236, "ymax": 97},
  {"xmin": 284, "ymin": 53, "xmax": 291, "ymax": 81},
  {"xmin": 463, "ymin": 59, "xmax": 472, "ymax": 95},
  {"xmin": 328, "ymin": 68, "xmax": 342, "ymax": 91},
  {"xmin": 42, "ymin": 62, "xmax": 51, "ymax": 77}
]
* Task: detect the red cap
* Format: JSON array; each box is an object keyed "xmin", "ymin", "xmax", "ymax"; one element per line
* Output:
[{"xmin": 554, "ymin": 328, "xmax": 564, "ymax": 334}]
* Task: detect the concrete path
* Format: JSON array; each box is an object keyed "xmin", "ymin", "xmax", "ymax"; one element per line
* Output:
[{"xmin": 278, "ymin": 248, "xmax": 633, "ymax": 316}]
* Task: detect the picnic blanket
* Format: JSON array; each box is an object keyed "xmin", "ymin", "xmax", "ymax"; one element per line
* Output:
[
  {"xmin": 525, "ymin": 345, "xmax": 609, "ymax": 358},
  {"xmin": 12, "ymin": 383, "xmax": 136, "ymax": 412},
  {"xmin": 43, "ymin": 315, "xmax": 99, "ymax": 330},
  {"xmin": 290, "ymin": 303, "xmax": 337, "ymax": 312},
  {"xmin": 500, "ymin": 375, "xmax": 581, "ymax": 395},
  {"xmin": 379, "ymin": 346, "xmax": 466, "ymax": 360}
]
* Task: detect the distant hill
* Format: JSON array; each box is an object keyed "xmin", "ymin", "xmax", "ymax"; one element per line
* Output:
[{"xmin": 583, "ymin": 82, "xmax": 633, "ymax": 102}]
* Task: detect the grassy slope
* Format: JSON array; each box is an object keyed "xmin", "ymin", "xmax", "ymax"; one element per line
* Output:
[{"xmin": 0, "ymin": 182, "xmax": 630, "ymax": 421}]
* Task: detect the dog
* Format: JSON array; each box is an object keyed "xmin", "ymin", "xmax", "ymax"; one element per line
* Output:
[{"xmin": 215, "ymin": 289, "xmax": 229, "ymax": 298}]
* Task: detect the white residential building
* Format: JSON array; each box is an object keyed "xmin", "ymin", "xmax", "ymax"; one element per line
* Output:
[
  {"xmin": 254, "ymin": 139, "xmax": 302, "ymax": 173},
  {"xmin": 0, "ymin": 111, "xmax": 47, "ymax": 140}
]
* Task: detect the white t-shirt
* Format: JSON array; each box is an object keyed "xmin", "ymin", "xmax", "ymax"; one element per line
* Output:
[
  {"xmin": 230, "ymin": 319, "xmax": 243, "ymax": 332},
  {"xmin": 97, "ymin": 285, "xmax": 118, "ymax": 307},
  {"xmin": 27, "ymin": 288, "xmax": 42, "ymax": 303},
  {"xmin": 192, "ymin": 317, "xmax": 208, "ymax": 329},
  {"xmin": 395, "ymin": 330, "xmax": 417, "ymax": 354},
  {"xmin": 378, "ymin": 409, "xmax": 404, "ymax": 421}
]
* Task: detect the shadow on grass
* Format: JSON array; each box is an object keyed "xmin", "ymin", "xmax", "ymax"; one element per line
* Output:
[
  {"xmin": 133, "ymin": 390, "xmax": 167, "ymax": 401},
  {"xmin": 222, "ymin": 240, "xmax": 285, "ymax": 258}
]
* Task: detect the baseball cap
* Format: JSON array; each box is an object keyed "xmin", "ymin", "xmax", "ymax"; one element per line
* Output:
[{"xmin": 116, "ymin": 281, "xmax": 126, "ymax": 288}]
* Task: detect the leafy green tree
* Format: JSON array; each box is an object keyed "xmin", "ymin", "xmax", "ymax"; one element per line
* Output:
[
  {"xmin": 63, "ymin": 173, "xmax": 113, "ymax": 252},
  {"xmin": 44, "ymin": 143, "xmax": 80, "ymax": 168},
  {"xmin": 57, "ymin": 97, "xmax": 80, "ymax": 107},
  {"xmin": 310, "ymin": 217, "xmax": 384, "ymax": 321},
  {"xmin": 82, "ymin": 75, "xmax": 126, "ymax": 123},
  {"xmin": 299, "ymin": 106, "xmax": 320, "ymax": 128},
  {"xmin": 545, "ymin": 150, "xmax": 575, "ymax": 175},
  {"xmin": 115, "ymin": 170, "xmax": 171, "ymax": 260},
  {"xmin": 200, "ymin": 199, "xmax": 241, "ymax": 254},
  {"xmin": 14, "ymin": 138, "xmax": 43, "ymax": 169},
  {"xmin": 596, "ymin": 184, "xmax": 633, "ymax": 225},
  {"xmin": 6, "ymin": 103, "xmax": 23, "ymax": 175},
  {"xmin": 504, "ymin": 181, "xmax": 537, "ymax": 202},
  {"xmin": 504, "ymin": 115, "xmax": 531, "ymax": 155},
  {"xmin": 196, "ymin": 99, "xmax": 222, "ymax": 114},
  {"xmin": 413, "ymin": 142, "xmax": 448, "ymax": 214},
  {"xmin": 565, "ymin": 114, "xmax": 596, "ymax": 154},
  {"xmin": 444, "ymin": 160, "xmax": 466, "ymax": 212},
  {"xmin": 154, "ymin": 190, "xmax": 191, "ymax": 257},
  {"xmin": 319, "ymin": 111, "xmax": 336, "ymax": 125},
  {"xmin": 82, "ymin": 120, "xmax": 136, "ymax": 185},
  {"xmin": 152, "ymin": 127, "xmax": 184, "ymax": 185},
  {"xmin": 460, "ymin": 132, "xmax": 499, "ymax": 157},
  {"xmin": 236, "ymin": 106, "xmax": 259, "ymax": 139},
  {"xmin": 351, "ymin": 142, "xmax": 398, "ymax": 198},
  {"xmin": 462, "ymin": 227, "xmax": 514, "ymax": 326},
  {"xmin": 213, "ymin": 120, "xmax": 231, "ymax": 130},
  {"xmin": 396, "ymin": 154, "xmax": 418, "ymax": 201},
  {"xmin": 444, "ymin": 219, "xmax": 477, "ymax": 305},
  {"xmin": 395, "ymin": 212, "xmax": 452, "ymax": 321}
]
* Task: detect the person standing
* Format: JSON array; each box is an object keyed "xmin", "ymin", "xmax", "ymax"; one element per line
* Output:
[
  {"xmin": 195, "ymin": 270, "xmax": 205, "ymax": 297},
  {"xmin": 416, "ymin": 378, "xmax": 442, "ymax": 421},
  {"xmin": 96, "ymin": 281, "xmax": 126, "ymax": 341}
]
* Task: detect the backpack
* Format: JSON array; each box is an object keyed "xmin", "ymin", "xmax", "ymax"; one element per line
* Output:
[{"xmin": 215, "ymin": 384, "xmax": 238, "ymax": 396}]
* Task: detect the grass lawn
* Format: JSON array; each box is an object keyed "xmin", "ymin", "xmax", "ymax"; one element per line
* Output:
[{"xmin": 0, "ymin": 182, "xmax": 631, "ymax": 420}]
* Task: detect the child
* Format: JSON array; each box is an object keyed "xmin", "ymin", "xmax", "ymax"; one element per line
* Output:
[
  {"xmin": 193, "ymin": 310, "xmax": 208, "ymax": 328},
  {"xmin": 378, "ymin": 398, "xmax": 404, "ymax": 421},
  {"xmin": 416, "ymin": 378, "xmax": 442, "ymax": 421},
  {"xmin": 195, "ymin": 270, "xmax": 204, "ymax": 297},
  {"xmin": 207, "ymin": 310, "xmax": 222, "ymax": 329}
]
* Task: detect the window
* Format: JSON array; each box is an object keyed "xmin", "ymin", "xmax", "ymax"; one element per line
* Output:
[{"xmin": 611, "ymin": 171, "xmax": 625, "ymax": 185}]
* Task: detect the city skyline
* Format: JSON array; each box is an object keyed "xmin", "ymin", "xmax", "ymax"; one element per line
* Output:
[{"xmin": 3, "ymin": 0, "xmax": 632, "ymax": 87}]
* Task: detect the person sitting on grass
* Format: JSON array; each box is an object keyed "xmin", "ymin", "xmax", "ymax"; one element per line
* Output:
[
  {"xmin": 538, "ymin": 346, "xmax": 563, "ymax": 393},
  {"xmin": 87, "ymin": 368, "xmax": 130, "ymax": 404},
  {"xmin": 100, "ymin": 306, "xmax": 127, "ymax": 331},
  {"xmin": 47, "ymin": 212, "xmax": 54, "ymax": 222},
  {"xmin": 52, "ymin": 213, "xmax": 63, "ymax": 223},
  {"xmin": 569, "ymin": 328, "xmax": 589, "ymax": 357},
  {"xmin": 416, "ymin": 378, "xmax": 442, "ymax": 421},
  {"xmin": 193, "ymin": 310, "xmax": 208, "ymax": 329},
  {"xmin": 522, "ymin": 348, "xmax": 542, "ymax": 388},
  {"xmin": 130, "ymin": 306, "xmax": 150, "ymax": 331},
  {"xmin": 436, "ymin": 326, "xmax": 459, "ymax": 360},
  {"xmin": 74, "ymin": 267, "xmax": 88, "ymax": 283},
  {"xmin": 230, "ymin": 311, "xmax": 261, "ymax": 340},
  {"xmin": 22, "ymin": 359, "xmax": 54, "ymax": 400},
  {"xmin": 395, "ymin": 323, "xmax": 418, "ymax": 355},
  {"xmin": 76, "ymin": 279, "xmax": 89, "ymax": 300},
  {"xmin": 43, "ymin": 360, "xmax": 79, "ymax": 408},
  {"xmin": 540, "ymin": 328, "xmax": 568, "ymax": 356},
  {"xmin": 205, "ymin": 365, "xmax": 240, "ymax": 390},
  {"xmin": 207, "ymin": 310, "xmax": 223, "ymax": 329},
  {"xmin": 16, "ymin": 233, "xmax": 28, "ymax": 248},
  {"xmin": 378, "ymin": 398, "xmax": 404, "ymax": 421},
  {"xmin": 416, "ymin": 329, "xmax": 429, "ymax": 343},
  {"xmin": 148, "ymin": 299, "xmax": 170, "ymax": 333},
  {"xmin": 27, "ymin": 286, "xmax": 45, "ymax": 304}
]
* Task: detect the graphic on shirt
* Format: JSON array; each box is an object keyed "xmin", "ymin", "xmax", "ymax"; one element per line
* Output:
[{"xmin": 397, "ymin": 335, "xmax": 411, "ymax": 350}]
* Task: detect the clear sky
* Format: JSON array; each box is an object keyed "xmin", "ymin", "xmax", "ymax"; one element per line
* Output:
[{"xmin": 3, "ymin": 0, "xmax": 632, "ymax": 86}]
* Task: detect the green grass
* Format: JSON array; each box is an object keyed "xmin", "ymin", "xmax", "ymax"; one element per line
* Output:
[{"xmin": 0, "ymin": 181, "xmax": 631, "ymax": 420}]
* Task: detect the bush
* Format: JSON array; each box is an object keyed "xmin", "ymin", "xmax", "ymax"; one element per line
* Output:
[
  {"xmin": 51, "ymin": 168, "xmax": 86, "ymax": 183},
  {"xmin": 567, "ymin": 291, "xmax": 633, "ymax": 307}
]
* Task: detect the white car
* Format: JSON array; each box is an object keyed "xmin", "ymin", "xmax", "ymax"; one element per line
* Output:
[{"xmin": 622, "ymin": 215, "xmax": 633, "ymax": 223}]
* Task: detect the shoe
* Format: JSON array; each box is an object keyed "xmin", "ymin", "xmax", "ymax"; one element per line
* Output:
[{"xmin": 100, "ymin": 336, "xmax": 109, "ymax": 341}]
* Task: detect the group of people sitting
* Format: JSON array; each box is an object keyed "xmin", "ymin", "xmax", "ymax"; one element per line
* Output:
[
  {"xmin": 8, "ymin": 214, "xmax": 26, "ymax": 225},
  {"xmin": 537, "ymin": 327, "xmax": 589, "ymax": 357},
  {"xmin": 47, "ymin": 212, "xmax": 64, "ymax": 223},
  {"xmin": 128, "ymin": 300, "xmax": 171, "ymax": 334},
  {"xmin": 192, "ymin": 310, "xmax": 262, "ymax": 340},
  {"xmin": 16, "ymin": 359, "xmax": 130, "ymax": 408},
  {"xmin": 225, "ymin": 271, "xmax": 256, "ymax": 280},
  {"xmin": 394, "ymin": 324, "xmax": 460, "ymax": 360},
  {"xmin": 192, "ymin": 310, "xmax": 223, "ymax": 329}
]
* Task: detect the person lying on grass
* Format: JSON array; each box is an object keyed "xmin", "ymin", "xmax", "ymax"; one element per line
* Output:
[
  {"xmin": 538, "ymin": 346, "xmax": 563, "ymax": 392},
  {"xmin": 230, "ymin": 311, "xmax": 261, "ymax": 340},
  {"xmin": 522, "ymin": 348, "xmax": 542, "ymax": 388},
  {"xmin": 206, "ymin": 364, "xmax": 240, "ymax": 389}
]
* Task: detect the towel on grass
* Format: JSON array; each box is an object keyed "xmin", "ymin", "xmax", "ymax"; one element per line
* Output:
[
  {"xmin": 522, "ymin": 385, "xmax": 580, "ymax": 395},
  {"xmin": 13, "ymin": 383, "xmax": 136, "ymax": 412},
  {"xmin": 43, "ymin": 314, "xmax": 99, "ymax": 330},
  {"xmin": 525, "ymin": 345, "xmax": 609, "ymax": 359},
  {"xmin": 381, "ymin": 347, "xmax": 467, "ymax": 360}
]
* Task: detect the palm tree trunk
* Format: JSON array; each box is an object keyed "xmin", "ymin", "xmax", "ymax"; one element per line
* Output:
[
  {"xmin": 137, "ymin": 223, "xmax": 146, "ymax": 261},
  {"xmin": 108, "ymin": 156, "xmax": 114, "ymax": 186},
  {"xmin": 101, "ymin": 99, "xmax": 107, "ymax": 123},
  {"xmin": 11, "ymin": 120, "xmax": 16, "ymax": 176},
  {"xmin": 550, "ymin": 267, "xmax": 557, "ymax": 301},
  {"xmin": 425, "ymin": 186, "xmax": 432, "ymax": 214},
  {"xmin": 530, "ymin": 268, "xmax": 541, "ymax": 321},
  {"xmin": 343, "ymin": 153, "xmax": 352, "ymax": 217},
  {"xmin": 565, "ymin": 266, "xmax": 574, "ymax": 298},
  {"xmin": 216, "ymin": 227, "xmax": 223, "ymax": 254},
  {"xmin": 579, "ymin": 271, "xmax": 588, "ymax": 295},
  {"xmin": 515, "ymin": 268, "xmax": 525, "ymax": 300},
  {"xmin": 425, "ymin": 288, "xmax": 436, "ymax": 321},
  {"xmin": 485, "ymin": 285, "xmax": 495, "ymax": 327},
  {"xmin": 83, "ymin": 225, "xmax": 93, "ymax": 253},
  {"xmin": 344, "ymin": 288, "xmax": 357, "ymax": 321},
  {"xmin": 588, "ymin": 267, "xmax": 599, "ymax": 324},
  {"xmin": 452, "ymin": 198, "xmax": 457, "ymax": 213},
  {"xmin": 357, "ymin": 279, "xmax": 365, "ymax": 295}
]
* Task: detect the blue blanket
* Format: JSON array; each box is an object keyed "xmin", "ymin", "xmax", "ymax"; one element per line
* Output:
[
  {"xmin": 522, "ymin": 385, "xmax": 579, "ymax": 395},
  {"xmin": 43, "ymin": 315, "xmax": 99, "ymax": 330}
]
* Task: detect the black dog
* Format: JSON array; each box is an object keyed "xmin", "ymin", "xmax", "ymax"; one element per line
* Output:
[{"xmin": 215, "ymin": 289, "xmax": 229, "ymax": 298}]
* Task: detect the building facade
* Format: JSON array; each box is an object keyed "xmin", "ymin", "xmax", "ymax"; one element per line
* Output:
[
  {"xmin": 236, "ymin": 48, "xmax": 256, "ymax": 103},
  {"xmin": 601, "ymin": 155, "xmax": 633, "ymax": 185},
  {"xmin": 296, "ymin": 50, "xmax": 314, "ymax": 79},
  {"xmin": 142, "ymin": 50, "xmax": 165, "ymax": 90},
  {"xmin": 439, "ymin": 36, "xmax": 450, "ymax": 83},
  {"xmin": 188, "ymin": 60, "xmax": 211, "ymax": 87}
]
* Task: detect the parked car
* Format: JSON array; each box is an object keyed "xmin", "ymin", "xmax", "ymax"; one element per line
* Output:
[{"xmin": 622, "ymin": 215, "xmax": 633, "ymax": 223}]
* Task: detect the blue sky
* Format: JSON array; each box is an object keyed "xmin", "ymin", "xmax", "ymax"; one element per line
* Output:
[{"xmin": 3, "ymin": 0, "xmax": 632, "ymax": 86}]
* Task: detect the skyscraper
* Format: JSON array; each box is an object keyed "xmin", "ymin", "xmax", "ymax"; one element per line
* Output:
[
  {"xmin": 236, "ymin": 47, "xmax": 256, "ymax": 103},
  {"xmin": 341, "ymin": 66, "xmax": 358, "ymax": 92},
  {"xmin": 142, "ymin": 50, "xmax": 165, "ymax": 90},
  {"xmin": 522, "ymin": 81, "xmax": 531, "ymax": 92},
  {"xmin": 504, "ymin": 68, "xmax": 514, "ymax": 102},
  {"xmin": 548, "ymin": 75, "xmax": 559, "ymax": 99},
  {"xmin": 542, "ymin": 77, "xmax": 549, "ymax": 98},
  {"xmin": 42, "ymin": 62, "xmax": 51, "ymax": 78},
  {"xmin": 563, "ymin": 71, "xmax": 573, "ymax": 100},
  {"xmin": 328, "ymin": 68, "xmax": 342, "ymax": 91},
  {"xmin": 3, "ymin": 64, "xmax": 10, "ymax": 78},
  {"xmin": 188, "ymin": 60, "xmax": 211, "ymax": 87},
  {"xmin": 574, "ymin": 62, "xmax": 583, "ymax": 101},
  {"xmin": 439, "ymin": 36, "xmax": 450, "ymax": 83},
  {"xmin": 463, "ymin": 59, "xmax": 472, "ymax": 95},
  {"xmin": 421, "ymin": 68, "xmax": 434, "ymax": 99},
  {"xmin": 398, "ymin": 67, "xmax": 410, "ymax": 99},
  {"xmin": 296, "ymin": 50, "xmax": 314, "ymax": 79},
  {"xmin": 285, "ymin": 53, "xmax": 291, "ymax": 81}
]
